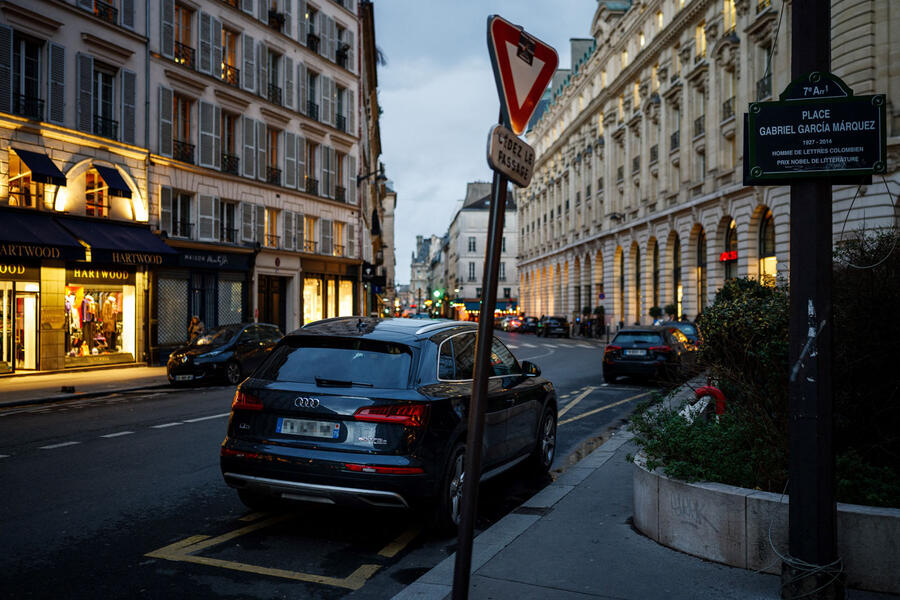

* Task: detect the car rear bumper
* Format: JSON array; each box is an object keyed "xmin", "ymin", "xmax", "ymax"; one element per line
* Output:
[
  {"xmin": 603, "ymin": 359, "xmax": 667, "ymax": 378},
  {"xmin": 167, "ymin": 361, "xmax": 225, "ymax": 383}
]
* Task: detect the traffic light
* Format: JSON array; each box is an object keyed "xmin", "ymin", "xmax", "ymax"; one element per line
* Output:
[{"xmin": 433, "ymin": 289, "xmax": 444, "ymax": 299}]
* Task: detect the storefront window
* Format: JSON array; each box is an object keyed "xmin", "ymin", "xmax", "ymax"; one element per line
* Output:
[
  {"xmin": 85, "ymin": 170, "xmax": 108, "ymax": 217},
  {"xmin": 724, "ymin": 219, "xmax": 738, "ymax": 280},
  {"xmin": 303, "ymin": 277, "xmax": 322, "ymax": 324},
  {"xmin": 65, "ymin": 269, "xmax": 135, "ymax": 366},
  {"xmin": 218, "ymin": 279, "xmax": 243, "ymax": 325},
  {"xmin": 1, "ymin": 281, "xmax": 13, "ymax": 373},
  {"xmin": 339, "ymin": 280, "xmax": 353, "ymax": 316},
  {"xmin": 8, "ymin": 152, "xmax": 52, "ymax": 209},
  {"xmin": 696, "ymin": 229, "xmax": 707, "ymax": 312},
  {"xmin": 327, "ymin": 279, "xmax": 337, "ymax": 318},
  {"xmin": 673, "ymin": 235, "xmax": 682, "ymax": 319},
  {"xmin": 759, "ymin": 210, "xmax": 776, "ymax": 286}
]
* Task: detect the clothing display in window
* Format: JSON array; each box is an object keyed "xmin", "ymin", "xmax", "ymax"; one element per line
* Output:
[{"xmin": 65, "ymin": 286, "xmax": 124, "ymax": 358}]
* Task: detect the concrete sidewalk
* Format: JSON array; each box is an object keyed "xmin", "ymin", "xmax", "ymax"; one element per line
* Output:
[
  {"xmin": 395, "ymin": 429, "xmax": 897, "ymax": 600},
  {"xmin": 0, "ymin": 365, "xmax": 169, "ymax": 408}
]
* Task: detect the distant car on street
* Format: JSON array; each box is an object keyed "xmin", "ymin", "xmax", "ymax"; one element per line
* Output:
[
  {"xmin": 539, "ymin": 316, "xmax": 570, "ymax": 338},
  {"xmin": 520, "ymin": 316, "xmax": 539, "ymax": 334},
  {"xmin": 658, "ymin": 320, "xmax": 701, "ymax": 348},
  {"xmin": 166, "ymin": 323, "xmax": 283, "ymax": 386},
  {"xmin": 219, "ymin": 317, "xmax": 558, "ymax": 530},
  {"xmin": 501, "ymin": 315, "xmax": 523, "ymax": 332},
  {"xmin": 602, "ymin": 326, "xmax": 696, "ymax": 383}
]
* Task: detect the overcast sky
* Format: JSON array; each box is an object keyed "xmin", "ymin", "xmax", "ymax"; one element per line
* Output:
[{"xmin": 372, "ymin": 1, "xmax": 597, "ymax": 285}]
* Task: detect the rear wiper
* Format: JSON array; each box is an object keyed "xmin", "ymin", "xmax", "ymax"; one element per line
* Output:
[{"xmin": 315, "ymin": 377, "xmax": 373, "ymax": 388}]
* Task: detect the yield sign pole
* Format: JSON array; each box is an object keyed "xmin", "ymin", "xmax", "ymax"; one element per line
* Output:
[{"xmin": 452, "ymin": 15, "xmax": 557, "ymax": 600}]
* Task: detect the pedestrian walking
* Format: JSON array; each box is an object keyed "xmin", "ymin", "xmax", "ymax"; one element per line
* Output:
[{"xmin": 188, "ymin": 315, "xmax": 205, "ymax": 342}]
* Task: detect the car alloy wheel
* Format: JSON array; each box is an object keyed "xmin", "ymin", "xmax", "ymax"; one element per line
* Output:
[
  {"xmin": 437, "ymin": 442, "xmax": 466, "ymax": 531},
  {"xmin": 226, "ymin": 360, "xmax": 242, "ymax": 385},
  {"xmin": 531, "ymin": 409, "xmax": 556, "ymax": 473}
]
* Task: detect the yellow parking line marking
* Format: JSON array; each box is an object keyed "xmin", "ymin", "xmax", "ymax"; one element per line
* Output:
[
  {"xmin": 145, "ymin": 535, "xmax": 211, "ymax": 558},
  {"xmin": 238, "ymin": 512, "xmax": 267, "ymax": 522},
  {"xmin": 558, "ymin": 386, "xmax": 596, "ymax": 418},
  {"xmin": 559, "ymin": 391, "xmax": 652, "ymax": 426},
  {"xmin": 168, "ymin": 514, "xmax": 292, "ymax": 554},
  {"xmin": 378, "ymin": 527, "xmax": 421, "ymax": 558}
]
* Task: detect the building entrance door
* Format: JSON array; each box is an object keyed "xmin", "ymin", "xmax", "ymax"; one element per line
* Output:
[
  {"xmin": 257, "ymin": 275, "xmax": 287, "ymax": 333},
  {"xmin": 1, "ymin": 282, "xmax": 12, "ymax": 373},
  {"xmin": 15, "ymin": 291, "xmax": 38, "ymax": 370}
]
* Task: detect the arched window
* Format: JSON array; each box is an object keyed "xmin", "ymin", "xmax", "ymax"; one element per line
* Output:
[
  {"xmin": 617, "ymin": 251, "xmax": 625, "ymax": 324},
  {"xmin": 724, "ymin": 219, "xmax": 738, "ymax": 280},
  {"xmin": 634, "ymin": 247, "xmax": 641, "ymax": 323},
  {"xmin": 696, "ymin": 229, "xmax": 707, "ymax": 313},
  {"xmin": 652, "ymin": 242, "xmax": 659, "ymax": 309},
  {"xmin": 759, "ymin": 210, "xmax": 776, "ymax": 286},
  {"xmin": 672, "ymin": 235, "xmax": 682, "ymax": 318}
]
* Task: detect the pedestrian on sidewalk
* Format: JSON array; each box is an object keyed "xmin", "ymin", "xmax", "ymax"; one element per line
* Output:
[{"xmin": 188, "ymin": 316, "xmax": 205, "ymax": 342}]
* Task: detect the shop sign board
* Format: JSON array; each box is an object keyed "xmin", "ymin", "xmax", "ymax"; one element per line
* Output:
[
  {"xmin": 0, "ymin": 262, "xmax": 41, "ymax": 280},
  {"xmin": 487, "ymin": 124, "xmax": 535, "ymax": 187},
  {"xmin": 67, "ymin": 267, "xmax": 136, "ymax": 285},
  {"xmin": 745, "ymin": 72, "xmax": 886, "ymax": 185},
  {"xmin": 178, "ymin": 250, "xmax": 252, "ymax": 271}
]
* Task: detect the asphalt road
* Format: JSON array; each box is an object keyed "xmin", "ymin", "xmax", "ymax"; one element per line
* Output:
[{"xmin": 0, "ymin": 331, "xmax": 660, "ymax": 600}]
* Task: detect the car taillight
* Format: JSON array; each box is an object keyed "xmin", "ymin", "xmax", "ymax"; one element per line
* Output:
[
  {"xmin": 220, "ymin": 447, "xmax": 263, "ymax": 459},
  {"xmin": 649, "ymin": 345, "xmax": 672, "ymax": 353},
  {"xmin": 231, "ymin": 389, "xmax": 263, "ymax": 411},
  {"xmin": 344, "ymin": 463, "xmax": 424, "ymax": 474},
  {"xmin": 605, "ymin": 345, "xmax": 622, "ymax": 354},
  {"xmin": 354, "ymin": 403, "xmax": 429, "ymax": 428}
]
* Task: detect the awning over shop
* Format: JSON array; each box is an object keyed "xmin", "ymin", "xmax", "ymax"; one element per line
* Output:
[
  {"xmin": 464, "ymin": 301, "xmax": 481, "ymax": 311},
  {"xmin": 93, "ymin": 164, "xmax": 132, "ymax": 198},
  {"xmin": 12, "ymin": 148, "xmax": 67, "ymax": 186},
  {"xmin": 0, "ymin": 207, "xmax": 85, "ymax": 260},
  {"xmin": 58, "ymin": 217, "xmax": 177, "ymax": 266},
  {"xmin": 496, "ymin": 301, "xmax": 517, "ymax": 311}
]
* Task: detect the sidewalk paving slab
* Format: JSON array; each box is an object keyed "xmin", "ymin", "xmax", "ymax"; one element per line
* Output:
[{"xmin": 0, "ymin": 366, "xmax": 170, "ymax": 407}]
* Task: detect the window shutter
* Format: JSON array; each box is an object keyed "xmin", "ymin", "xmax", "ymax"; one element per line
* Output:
[
  {"xmin": 257, "ymin": 42, "xmax": 267, "ymax": 99},
  {"xmin": 199, "ymin": 12, "xmax": 212, "ymax": 75},
  {"xmin": 321, "ymin": 219, "xmax": 333, "ymax": 255},
  {"xmin": 297, "ymin": 62, "xmax": 306, "ymax": 115},
  {"xmin": 328, "ymin": 147, "xmax": 336, "ymax": 198},
  {"xmin": 284, "ymin": 131, "xmax": 296, "ymax": 188},
  {"xmin": 348, "ymin": 223, "xmax": 356, "ymax": 258},
  {"xmin": 348, "ymin": 155, "xmax": 357, "ymax": 205},
  {"xmin": 242, "ymin": 202, "xmax": 254, "ymax": 241},
  {"xmin": 283, "ymin": 56, "xmax": 294, "ymax": 110},
  {"xmin": 242, "ymin": 116, "xmax": 256, "ymax": 178},
  {"xmin": 347, "ymin": 30, "xmax": 354, "ymax": 73},
  {"xmin": 211, "ymin": 18, "xmax": 223, "ymax": 80},
  {"xmin": 213, "ymin": 105, "xmax": 221, "ymax": 170},
  {"xmin": 242, "ymin": 0, "xmax": 253, "ymax": 15},
  {"xmin": 347, "ymin": 90, "xmax": 355, "ymax": 134},
  {"xmin": 283, "ymin": 0, "xmax": 292, "ymax": 36},
  {"xmin": 76, "ymin": 53, "xmax": 94, "ymax": 133},
  {"xmin": 298, "ymin": 0, "xmax": 307, "ymax": 45},
  {"xmin": 199, "ymin": 101, "xmax": 215, "ymax": 167},
  {"xmin": 258, "ymin": 0, "xmax": 267, "ymax": 22},
  {"xmin": 121, "ymin": 69, "xmax": 136, "ymax": 144},
  {"xmin": 255, "ymin": 205, "xmax": 265, "ymax": 243},
  {"xmin": 48, "ymin": 42, "xmax": 65, "ymax": 125},
  {"xmin": 160, "ymin": 186, "xmax": 173, "ymax": 234},
  {"xmin": 321, "ymin": 76, "xmax": 331, "ymax": 126},
  {"xmin": 199, "ymin": 195, "xmax": 215, "ymax": 240},
  {"xmin": 315, "ymin": 144, "xmax": 322, "ymax": 193},
  {"xmin": 159, "ymin": 85, "xmax": 173, "ymax": 156},
  {"xmin": 0, "ymin": 25, "xmax": 11, "ymax": 114},
  {"xmin": 321, "ymin": 145, "xmax": 330, "ymax": 198},
  {"xmin": 327, "ymin": 17, "xmax": 336, "ymax": 61},
  {"xmin": 241, "ymin": 33, "xmax": 255, "ymax": 92},
  {"xmin": 297, "ymin": 135, "xmax": 306, "ymax": 191},
  {"xmin": 296, "ymin": 213, "xmax": 305, "ymax": 250},
  {"xmin": 256, "ymin": 120, "xmax": 266, "ymax": 182},
  {"xmin": 122, "ymin": 0, "xmax": 134, "ymax": 29},
  {"xmin": 161, "ymin": 0, "xmax": 174, "ymax": 59},
  {"xmin": 284, "ymin": 210, "xmax": 294, "ymax": 250}
]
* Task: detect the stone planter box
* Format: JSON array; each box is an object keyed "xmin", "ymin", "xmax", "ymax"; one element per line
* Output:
[{"xmin": 633, "ymin": 453, "xmax": 900, "ymax": 595}]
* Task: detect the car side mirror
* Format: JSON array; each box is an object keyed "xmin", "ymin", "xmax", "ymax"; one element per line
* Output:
[{"xmin": 521, "ymin": 360, "xmax": 541, "ymax": 377}]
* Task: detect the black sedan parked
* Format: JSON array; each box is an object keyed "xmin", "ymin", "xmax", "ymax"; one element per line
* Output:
[
  {"xmin": 219, "ymin": 317, "xmax": 558, "ymax": 529},
  {"xmin": 167, "ymin": 323, "xmax": 283, "ymax": 386},
  {"xmin": 602, "ymin": 325, "xmax": 696, "ymax": 383},
  {"xmin": 539, "ymin": 316, "xmax": 570, "ymax": 337}
]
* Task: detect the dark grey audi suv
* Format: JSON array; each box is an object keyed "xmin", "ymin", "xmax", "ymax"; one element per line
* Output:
[{"xmin": 219, "ymin": 316, "xmax": 558, "ymax": 529}]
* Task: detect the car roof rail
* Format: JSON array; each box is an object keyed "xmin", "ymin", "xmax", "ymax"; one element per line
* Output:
[{"xmin": 415, "ymin": 320, "xmax": 474, "ymax": 336}]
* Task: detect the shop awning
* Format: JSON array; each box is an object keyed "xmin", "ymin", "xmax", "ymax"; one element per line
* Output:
[
  {"xmin": 57, "ymin": 217, "xmax": 177, "ymax": 266},
  {"xmin": 464, "ymin": 301, "xmax": 481, "ymax": 311},
  {"xmin": 0, "ymin": 207, "xmax": 86, "ymax": 260},
  {"xmin": 496, "ymin": 301, "xmax": 517, "ymax": 311},
  {"xmin": 93, "ymin": 164, "xmax": 132, "ymax": 198},
  {"xmin": 12, "ymin": 148, "xmax": 67, "ymax": 186}
]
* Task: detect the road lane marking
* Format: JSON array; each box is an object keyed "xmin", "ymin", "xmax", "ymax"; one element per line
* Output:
[
  {"xmin": 100, "ymin": 431, "xmax": 134, "ymax": 438},
  {"xmin": 558, "ymin": 387, "xmax": 596, "ymax": 418},
  {"xmin": 151, "ymin": 422, "xmax": 183, "ymax": 429},
  {"xmin": 0, "ymin": 454, "xmax": 9, "ymax": 459},
  {"xmin": 39, "ymin": 441, "xmax": 80, "ymax": 450},
  {"xmin": 559, "ymin": 391, "xmax": 652, "ymax": 426},
  {"xmin": 238, "ymin": 512, "xmax": 268, "ymax": 522},
  {"xmin": 377, "ymin": 527, "xmax": 421, "ymax": 558},
  {"xmin": 183, "ymin": 413, "xmax": 230, "ymax": 423},
  {"xmin": 522, "ymin": 343, "xmax": 537, "ymax": 348},
  {"xmin": 146, "ymin": 514, "xmax": 382, "ymax": 590},
  {"xmin": 577, "ymin": 344, "xmax": 593, "ymax": 348}
]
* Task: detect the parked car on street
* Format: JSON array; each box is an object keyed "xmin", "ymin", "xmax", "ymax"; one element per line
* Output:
[
  {"xmin": 539, "ymin": 316, "xmax": 570, "ymax": 338},
  {"xmin": 520, "ymin": 316, "xmax": 539, "ymax": 334},
  {"xmin": 166, "ymin": 323, "xmax": 283, "ymax": 386},
  {"xmin": 602, "ymin": 326, "xmax": 696, "ymax": 383},
  {"xmin": 501, "ymin": 315, "xmax": 524, "ymax": 332},
  {"xmin": 659, "ymin": 320, "xmax": 701, "ymax": 348},
  {"xmin": 219, "ymin": 317, "xmax": 558, "ymax": 529}
]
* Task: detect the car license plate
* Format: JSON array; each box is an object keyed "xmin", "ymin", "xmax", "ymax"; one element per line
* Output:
[
  {"xmin": 277, "ymin": 417, "xmax": 340, "ymax": 439},
  {"xmin": 175, "ymin": 374, "xmax": 193, "ymax": 381},
  {"xmin": 624, "ymin": 349, "xmax": 647, "ymax": 357}
]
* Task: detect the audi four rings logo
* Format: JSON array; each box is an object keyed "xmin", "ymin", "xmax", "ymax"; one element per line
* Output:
[{"xmin": 294, "ymin": 397, "xmax": 321, "ymax": 408}]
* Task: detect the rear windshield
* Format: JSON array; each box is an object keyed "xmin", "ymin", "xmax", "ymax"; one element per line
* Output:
[
  {"xmin": 189, "ymin": 325, "xmax": 241, "ymax": 348},
  {"xmin": 673, "ymin": 323, "xmax": 697, "ymax": 336},
  {"xmin": 255, "ymin": 337, "xmax": 413, "ymax": 388},
  {"xmin": 613, "ymin": 331, "xmax": 664, "ymax": 345}
]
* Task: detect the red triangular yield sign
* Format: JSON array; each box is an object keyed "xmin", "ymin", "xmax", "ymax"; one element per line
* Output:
[{"xmin": 487, "ymin": 15, "xmax": 558, "ymax": 136}]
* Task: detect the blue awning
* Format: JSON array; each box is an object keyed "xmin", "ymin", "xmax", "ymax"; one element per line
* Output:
[
  {"xmin": 93, "ymin": 164, "xmax": 132, "ymax": 199},
  {"xmin": 0, "ymin": 207, "xmax": 85, "ymax": 260},
  {"xmin": 12, "ymin": 148, "xmax": 67, "ymax": 186},
  {"xmin": 464, "ymin": 301, "xmax": 481, "ymax": 311},
  {"xmin": 57, "ymin": 217, "xmax": 177, "ymax": 266}
]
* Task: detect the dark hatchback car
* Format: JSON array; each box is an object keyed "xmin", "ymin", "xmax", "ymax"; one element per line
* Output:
[
  {"xmin": 167, "ymin": 323, "xmax": 283, "ymax": 386},
  {"xmin": 219, "ymin": 317, "xmax": 558, "ymax": 529},
  {"xmin": 602, "ymin": 326, "xmax": 696, "ymax": 383},
  {"xmin": 539, "ymin": 316, "xmax": 570, "ymax": 338},
  {"xmin": 520, "ymin": 316, "xmax": 539, "ymax": 334},
  {"xmin": 659, "ymin": 320, "xmax": 701, "ymax": 348}
]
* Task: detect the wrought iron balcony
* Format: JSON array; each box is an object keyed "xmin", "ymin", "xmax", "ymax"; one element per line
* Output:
[
  {"xmin": 694, "ymin": 115, "xmax": 705, "ymax": 137},
  {"xmin": 722, "ymin": 96, "xmax": 735, "ymax": 121},
  {"xmin": 650, "ymin": 144, "xmax": 659, "ymax": 164},
  {"xmin": 221, "ymin": 153, "xmax": 239, "ymax": 175},
  {"xmin": 172, "ymin": 220, "xmax": 193, "ymax": 238},
  {"xmin": 266, "ymin": 166, "xmax": 281, "ymax": 185},
  {"xmin": 305, "ymin": 177, "xmax": 319, "ymax": 196},
  {"xmin": 335, "ymin": 186, "xmax": 346, "ymax": 203},
  {"xmin": 335, "ymin": 114, "xmax": 346, "ymax": 132},
  {"xmin": 94, "ymin": 115, "xmax": 118, "ymax": 139},
  {"xmin": 267, "ymin": 84, "xmax": 282, "ymax": 106},
  {"xmin": 332, "ymin": 244, "xmax": 345, "ymax": 257},
  {"xmin": 264, "ymin": 233, "xmax": 280, "ymax": 248},
  {"xmin": 671, "ymin": 130, "xmax": 680, "ymax": 151},
  {"xmin": 174, "ymin": 41, "xmax": 196, "ymax": 70},
  {"xmin": 220, "ymin": 226, "xmax": 238, "ymax": 243},
  {"xmin": 303, "ymin": 240, "xmax": 317, "ymax": 253},
  {"xmin": 268, "ymin": 10, "xmax": 285, "ymax": 32},
  {"xmin": 307, "ymin": 101, "xmax": 319, "ymax": 120},
  {"xmin": 221, "ymin": 63, "xmax": 240, "ymax": 88},
  {"xmin": 13, "ymin": 95, "xmax": 43, "ymax": 121},
  {"xmin": 174, "ymin": 139, "xmax": 195, "ymax": 164},
  {"xmin": 93, "ymin": 0, "xmax": 118, "ymax": 24},
  {"xmin": 757, "ymin": 72, "xmax": 772, "ymax": 100},
  {"xmin": 307, "ymin": 33, "xmax": 320, "ymax": 53}
]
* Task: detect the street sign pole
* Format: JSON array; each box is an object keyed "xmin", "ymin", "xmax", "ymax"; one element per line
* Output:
[{"xmin": 784, "ymin": 1, "xmax": 842, "ymax": 598}]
